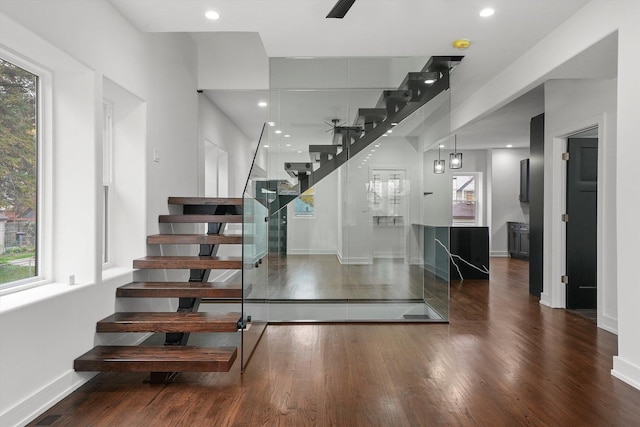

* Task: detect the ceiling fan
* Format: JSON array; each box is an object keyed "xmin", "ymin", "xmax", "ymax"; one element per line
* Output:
[{"xmin": 326, "ymin": 0, "xmax": 356, "ymax": 19}]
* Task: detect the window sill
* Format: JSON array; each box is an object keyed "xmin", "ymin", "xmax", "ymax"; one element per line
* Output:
[{"xmin": 0, "ymin": 280, "xmax": 81, "ymax": 314}]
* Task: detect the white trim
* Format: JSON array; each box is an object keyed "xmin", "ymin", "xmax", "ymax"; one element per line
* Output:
[
  {"xmin": 0, "ymin": 47, "xmax": 52, "ymax": 293},
  {"xmin": 612, "ymin": 356, "xmax": 640, "ymax": 391},
  {"xmin": 0, "ymin": 370, "xmax": 95, "ymax": 427},
  {"xmin": 545, "ymin": 114, "xmax": 611, "ymax": 322},
  {"xmin": 336, "ymin": 252, "xmax": 371, "ymax": 265},
  {"xmin": 490, "ymin": 251, "xmax": 509, "ymax": 257},
  {"xmin": 287, "ymin": 249, "xmax": 337, "ymax": 256},
  {"xmin": 600, "ymin": 315, "xmax": 618, "ymax": 335},
  {"xmin": 208, "ymin": 269, "xmax": 239, "ymax": 283},
  {"xmin": 372, "ymin": 252, "xmax": 405, "ymax": 259}
]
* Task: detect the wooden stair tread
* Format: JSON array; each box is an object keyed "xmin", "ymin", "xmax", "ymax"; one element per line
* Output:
[
  {"xmin": 147, "ymin": 234, "xmax": 242, "ymax": 245},
  {"xmin": 74, "ymin": 345, "xmax": 237, "ymax": 372},
  {"xmin": 97, "ymin": 312, "xmax": 241, "ymax": 333},
  {"xmin": 159, "ymin": 214, "xmax": 243, "ymax": 223},
  {"xmin": 117, "ymin": 281, "xmax": 242, "ymax": 298},
  {"xmin": 133, "ymin": 256, "xmax": 242, "ymax": 270},
  {"xmin": 168, "ymin": 197, "xmax": 243, "ymax": 206}
]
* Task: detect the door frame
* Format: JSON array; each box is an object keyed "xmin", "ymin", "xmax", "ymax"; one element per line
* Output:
[{"xmin": 542, "ymin": 113, "xmax": 616, "ymax": 333}]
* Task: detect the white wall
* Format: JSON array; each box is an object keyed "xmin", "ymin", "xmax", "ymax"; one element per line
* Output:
[
  {"xmin": 198, "ymin": 95, "xmax": 254, "ymax": 197},
  {"xmin": 198, "ymin": 33, "xmax": 269, "ymax": 90},
  {"xmin": 442, "ymin": 0, "xmax": 640, "ymax": 391},
  {"xmin": 543, "ymin": 78, "xmax": 617, "ymax": 335},
  {"xmin": 0, "ymin": 1, "xmax": 200, "ymax": 424},
  {"xmin": 287, "ymin": 161, "xmax": 339, "ymax": 256},
  {"xmin": 490, "ymin": 148, "xmax": 529, "ymax": 256}
]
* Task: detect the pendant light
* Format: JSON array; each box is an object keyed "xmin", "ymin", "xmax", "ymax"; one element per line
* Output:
[
  {"xmin": 434, "ymin": 146, "xmax": 445, "ymax": 174},
  {"xmin": 450, "ymin": 134, "xmax": 462, "ymax": 169}
]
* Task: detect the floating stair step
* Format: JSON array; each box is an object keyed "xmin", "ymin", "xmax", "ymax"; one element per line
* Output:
[
  {"xmin": 354, "ymin": 108, "xmax": 387, "ymax": 131},
  {"xmin": 168, "ymin": 197, "xmax": 243, "ymax": 206},
  {"xmin": 96, "ymin": 312, "xmax": 241, "ymax": 333},
  {"xmin": 158, "ymin": 214, "xmax": 242, "ymax": 224},
  {"xmin": 422, "ymin": 55, "xmax": 464, "ymax": 73},
  {"xmin": 398, "ymin": 72, "xmax": 440, "ymax": 101},
  {"xmin": 309, "ymin": 145, "xmax": 340, "ymax": 163},
  {"xmin": 133, "ymin": 256, "xmax": 242, "ymax": 270},
  {"xmin": 376, "ymin": 90, "xmax": 413, "ymax": 116},
  {"xmin": 74, "ymin": 345, "xmax": 237, "ymax": 372},
  {"xmin": 332, "ymin": 126, "xmax": 363, "ymax": 146},
  {"xmin": 116, "ymin": 281, "xmax": 242, "ymax": 299},
  {"xmin": 147, "ymin": 234, "xmax": 242, "ymax": 245},
  {"xmin": 284, "ymin": 162, "xmax": 313, "ymax": 178}
]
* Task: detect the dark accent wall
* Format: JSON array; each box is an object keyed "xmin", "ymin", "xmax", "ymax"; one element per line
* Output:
[{"xmin": 529, "ymin": 113, "xmax": 544, "ymax": 298}]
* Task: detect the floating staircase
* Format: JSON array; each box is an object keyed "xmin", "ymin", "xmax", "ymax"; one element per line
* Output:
[
  {"xmin": 283, "ymin": 55, "xmax": 463, "ymax": 195},
  {"xmin": 74, "ymin": 197, "xmax": 244, "ymax": 381}
]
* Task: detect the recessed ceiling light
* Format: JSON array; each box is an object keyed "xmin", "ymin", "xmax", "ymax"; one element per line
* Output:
[
  {"xmin": 264, "ymin": 145, "xmax": 270, "ymax": 148},
  {"xmin": 284, "ymin": 134, "xmax": 291, "ymax": 138},
  {"xmin": 439, "ymin": 144, "xmax": 445, "ymax": 148},
  {"xmin": 205, "ymin": 10, "xmax": 220, "ymax": 20},
  {"xmin": 391, "ymin": 122, "xmax": 398, "ymax": 126},
  {"xmin": 506, "ymin": 144, "xmax": 513, "ymax": 148},
  {"xmin": 479, "ymin": 8, "xmax": 495, "ymax": 17},
  {"xmin": 268, "ymin": 122, "xmax": 275, "ymax": 127},
  {"xmin": 275, "ymin": 130, "xmax": 282, "ymax": 134},
  {"xmin": 258, "ymin": 101, "xmax": 268, "ymax": 107},
  {"xmin": 371, "ymin": 149, "xmax": 376, "ymax": 152},
  {"xmin": 285, "ymin": 143, "xmax": 291, "ymax": 147},
  {"xmin": 297, "ymin": 150, "xmax": 302, "ymax": 154},
  {"xmin": 387, "ymin": 130, "xmax": 393, "ymax": 134},
  {"xmin": 424, "ymin": 79, "xmax": 436, "ymax": 84},
  {"xmin": 383, "ymin": 134, "xmax": 388, "ymax": 137},
  {"xmin": 452, "ymin": 39, "xmax": 471, "ymax": 49},
  {"xmin": 374, "ymin": 144, "xmax": 380, "ymax": 147}
]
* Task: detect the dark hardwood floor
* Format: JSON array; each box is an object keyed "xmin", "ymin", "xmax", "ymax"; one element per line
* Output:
[
  {"xmin": 29, "ymin": 258, "xmax": 640, "ymax": 426},
  {"xmin": 261, "ymin": 254, "xmax": 424, "ymax": 300}
]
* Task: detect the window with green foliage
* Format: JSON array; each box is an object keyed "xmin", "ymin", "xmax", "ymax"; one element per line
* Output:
[{"xmin": 0, "ymin": 57, "xmax": 38, "ymax": 287}]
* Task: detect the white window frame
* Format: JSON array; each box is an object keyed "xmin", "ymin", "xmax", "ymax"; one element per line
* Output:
[
  {"xmin": 0, "ymin": 49, "xmax": 52, "ymax": 295},
  {"xmin": 451, "ymin": 172, "xmax": 483, "ymax": 226},
  {"xmin": 102, "ymin": 100, "xmax": 114, "ymax": 267}
]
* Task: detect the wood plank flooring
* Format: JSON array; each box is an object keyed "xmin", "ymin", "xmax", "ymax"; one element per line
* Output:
[
  {"xmin": 262, "ymin": 254, "xmax": 425, "ymax": 300},
  {"xmin": 29, "ymin": 258, "xmax": 640, "ymax": 426}
]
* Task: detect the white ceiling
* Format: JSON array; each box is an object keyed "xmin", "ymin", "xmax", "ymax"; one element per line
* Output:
[{"xmin": 108, "ymin": 0, "xmax": 617, "ymax": 153}]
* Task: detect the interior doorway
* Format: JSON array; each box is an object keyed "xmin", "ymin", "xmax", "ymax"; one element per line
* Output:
[
  {"xmin": 204, "ymin": 139, "xmax": 229, "ymax": 197},
  {"xmin": 565, "ymin": 130, "xmax": 598, "ymax": 310},
  {"xmin": 452, "ymin": 173, "xmax": 481, "ymax": 226}
]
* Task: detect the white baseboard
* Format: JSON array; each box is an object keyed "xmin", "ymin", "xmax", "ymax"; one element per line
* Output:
[
  {"xmin": 208, "ymin": 269, "xmax": 239, "ymax": 283},
  {"xmin": 287, "ymin": 249, "xmax": 337, "ymax": 256},
  {"xmin": 539, "ymin": 292, "xmax": 551, "ymax": 307},
  {"xmin": 0, "ymin": 370, "xmax": 96, "ymax": 427},
  {"xmin": 599, "ymin": 314, "xmax": 618, "ymax": 335},
  {"xmin": 0, "ymin": 332, "xmax": 152, "ymax": 427},
  {"xmin": 408, "ymin": 257, "xmax": 424, "ymax": 266},
  {"xmin": 336, "ymin": 252, "xmax": 370, "ymax": 265},
  {"xmin": 612, "ymin": 356, "xmax": 640, "ymax": 391},
  {"xmin": 490, "ymin": 251, "xmax": 509, "ymax": 257},
  {"xmin": 372, "ymin": 252, "xmax": 405, "ymax": 259}
]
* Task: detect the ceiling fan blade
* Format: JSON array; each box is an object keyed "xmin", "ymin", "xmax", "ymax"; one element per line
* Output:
[{"xmin": 326, "ymin": 0, "xmax": 356, "ymax": 19}]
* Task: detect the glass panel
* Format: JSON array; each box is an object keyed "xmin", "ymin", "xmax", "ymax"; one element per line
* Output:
[
  {"xmin": 0, "ymin": 58, "xmax": 38, "ymax": 287},
  {"xmin": 241, "ymin": 124, "xmax": 269, "ymax": 371},
  {"xmin": 264, "ymin": 56, "xmax": 455, "ymax": 322}
]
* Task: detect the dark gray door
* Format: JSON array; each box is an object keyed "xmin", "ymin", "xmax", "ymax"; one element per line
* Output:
[{"xmin": 566, "ymin": 138, "xmax": 597, "ymax": 309}]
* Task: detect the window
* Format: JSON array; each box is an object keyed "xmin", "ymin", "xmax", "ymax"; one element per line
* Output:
[
  {"xmin": 0, "ymin": 57, "xmax": 39, "ymax": 287},
  {"xmin": 102, "ymin": 101, "xmax": 113, "ymax": 265},
  {"xmin": 452, "ymin": 174, "xmax": 478, "ymax": 226}
]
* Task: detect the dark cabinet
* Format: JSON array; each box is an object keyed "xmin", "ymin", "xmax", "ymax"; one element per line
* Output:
[
  {"xmin": 519, "ymin": 159, "xmax": 530, "ymax": 202},
  {"xmin": 508, "ymin": 222, "xmax": 529, "ymax": 259}
]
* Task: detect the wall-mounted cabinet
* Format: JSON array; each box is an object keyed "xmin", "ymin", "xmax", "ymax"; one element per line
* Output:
[
  {"xmin": 519, "ymin": 158, "xmax": 530, "ymax": 203},
  {"xmin": 508, "ymin": 222, "xmax": 529, "ymax": 259}
]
